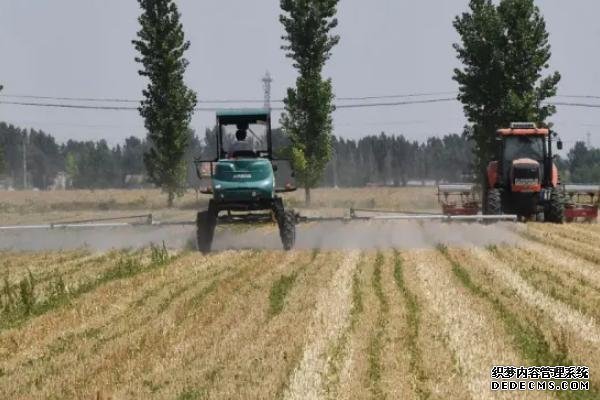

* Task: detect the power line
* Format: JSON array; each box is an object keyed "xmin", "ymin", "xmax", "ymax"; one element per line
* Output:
[
  {"xmin": 557, "ymin": 94, "xmax": 600, "ymax": 100},
  {"xmin": 0, "ymin": 100, "xmax": 138, "ymax": 110},
  {"xmin": 1, "ymin": 91, "xmax": 457, "ymax": 104},
  {"xmin": 4, "ymin": 91, "xmax": 600, "ymax": 104},
  {"xmin": 336, "ymin": 91, "xmax": 457, "ymax": 101},
  {"xmin": 0, "ymin": 98, "xmax": 458, "ymax": 111},
  {"xmin": 0, "ymin": 94, "xmax": 268, "ymax": 104},
  {"xmin": 2, "ymin": 98, "xmax": 600, "ymax": 111},
  {"xmin": 0, "ymin": 94, "xmax": 139, "ymax": 103},
  {"xmin": 335, "ymin": 98, "xmax": 457, "ymax": 109},
  {"xmin": 0, "ymin": 99, "xmax": 281, "ymax": 112},
  {"xmin": 548, "ymin": 101, "xmax": 600, "ymax": 109}
]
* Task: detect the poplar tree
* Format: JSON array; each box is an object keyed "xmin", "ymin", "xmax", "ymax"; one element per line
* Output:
[
  {"xmin": 453, "ymin": 0, "xmax": 560, "ymax": 179},
  {"xmin": 280, "ymin": 0, "xmax": 339, "ymax": 205},
  {"xmin": 133, "ymin": 0, "xmax": 197, "ymax": 206}
]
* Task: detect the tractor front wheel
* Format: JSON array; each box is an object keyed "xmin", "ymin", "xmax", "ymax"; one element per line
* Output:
[
  {"xmin": 545, "ymin": 188, "xmax": 564, "ymax": 224},
  {"xmin": 196, "ymin": 203, "xmax": 217, "ymax": 253},
  {"xmin": 485, "ymin": 189, "xmax": 502, "ymax": 215}
]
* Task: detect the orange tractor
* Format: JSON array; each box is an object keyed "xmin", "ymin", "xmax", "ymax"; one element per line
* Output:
[{"xmin": 483, "ymin": 122, "xmax": 564, "ymax": 222}]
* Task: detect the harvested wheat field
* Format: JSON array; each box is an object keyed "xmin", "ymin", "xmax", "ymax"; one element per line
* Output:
[
  {"xmin": 0, "ymin": 187, "xmax": 437, "ymax": 226},
  {"xmin": 1, "ymin": 222, "xmax": 599, "ymax": 399}
]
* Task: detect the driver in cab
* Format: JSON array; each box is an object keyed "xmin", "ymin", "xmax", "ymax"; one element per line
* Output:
[{"xmin": 228, "ymin": 122, "xmax": 253, "ymax": 158}]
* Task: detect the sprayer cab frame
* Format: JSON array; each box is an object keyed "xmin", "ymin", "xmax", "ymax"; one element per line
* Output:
[
  {"xmin": 215, "ymin": 109, "xmax": 273, "ymax": 160},
  {"xmin": 194, "ymin": 109, "xmax": 296, "ymax": 191}
]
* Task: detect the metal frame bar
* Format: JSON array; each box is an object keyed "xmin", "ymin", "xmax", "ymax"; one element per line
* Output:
[{"xmin": 0, "ymin": 208, "xmax": 518, "ymax": 232}]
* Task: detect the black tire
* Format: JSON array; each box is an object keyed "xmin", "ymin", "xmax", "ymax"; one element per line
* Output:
[
  {"xmin": 485, "ymin": 189, "xmax": 502, "ymax": 215},
  {"xmin": 275, "ymin": 205, "xmax": 296, "ymax": 251},
  {"xmin": 545, "ymin": 188, "xmax": 564, "ymax": 224},
  {"xmin": 535, "ymin": 211, "xmax": 545, "ymax": 222},
  {"xmin": 196, "ymin": 203, "xmax": 217, "ymax": 253}
]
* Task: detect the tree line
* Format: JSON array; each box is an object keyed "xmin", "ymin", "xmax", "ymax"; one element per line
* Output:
[
  {"xmin": 5, "ymin": 120, "xmax": 599, "ymax": 190},
  {"xmin": 0, "ymin": 121, "xmax": 477, "ymax": 190},
  {"xmin": 0, "ymin": 122, "xmax": 201, "ymax": 190}
]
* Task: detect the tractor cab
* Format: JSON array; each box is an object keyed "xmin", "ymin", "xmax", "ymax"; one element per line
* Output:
[
  {"xmin": 217, "ymin": 109, "xmax": 271, "ymax": 160},
  {"xmin": 496, "ymin": 123, "xmax": 558, "ymax": 193},
  {"xmin": 209, "ymin": 109, "xmax": 277, "ymax": 205},
  {"xmin": 485, "ymin": 122, "xmax": 564, "ymax": 222}
]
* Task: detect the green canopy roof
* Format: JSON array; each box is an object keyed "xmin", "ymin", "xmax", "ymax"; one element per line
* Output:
[
  {"xmin": 216, "ymin": 108, "xmax": 270, "ymax": 125},
  {"xmin": 216, "ymin": 108, "xmax": 269, "ymax": 117}
]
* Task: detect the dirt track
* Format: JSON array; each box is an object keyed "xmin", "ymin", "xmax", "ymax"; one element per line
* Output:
[{"xmin": 0, "ymin": 220, "xmax": 521, "ymax": 252}]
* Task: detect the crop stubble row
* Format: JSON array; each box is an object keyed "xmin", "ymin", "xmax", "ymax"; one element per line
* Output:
[{"xmin": 0, "ymin": 222, "xmax": 599, "ymax": 399}]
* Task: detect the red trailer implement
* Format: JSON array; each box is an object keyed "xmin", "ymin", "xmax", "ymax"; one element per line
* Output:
[
  {"xmin": 437, "ymin": 184, "xmax": 480, "ymax": 216},
  {"xmin": 564, "ymin": 185, "xmax": 600, "ymax": 222}
]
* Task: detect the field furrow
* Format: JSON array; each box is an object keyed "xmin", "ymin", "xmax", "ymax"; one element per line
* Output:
[
  {"xmin": 0, "ymin": 250, "xmax": 249, "ymax": 398},
  {"xmin": 69, "ymin": 250, "xmax": 282, "ymax": 399},
  {"xmin": 324, "ymin": 253, "xmax": 373, "ymax": 400},
  {"xmin": 492, "ymin": 244, "xmax": 600, "ymax": 321},
  {"xmin": 513, "ymin": 240, "xmax": 600, "ymax": 290},
  {"xmin": 1, "ymin": 250, "xmax": 94, "ymax": 285},
  {"xmin": 378, "ymin": 251, "xmax": 413, "ymax": 399},
  {"xmin": 196, "ymin": 251, "xmax": 337, "ymax": 400},
  {"xmin": 546, "ymin": 223, "xmax": 600, "ymax": 246},
  {"xmin": 525, "ymin": 224, "xmax": 600, "ymax": 264},
  {"xmin": 468, "ymin": 248, "xmax": 600, "ymax": 345},
  {"xmin": 405, "ymin": 249, "xmax": 536, "ymax": 400},
  {"xmin": 284, "ymin": 251, "xmax": 359, "ymax": 400},
  {"xmin": 400, "ymin": 250, "xmax": 467, "ymax": 399},
  {"xmin": 148, "ymin": 250, "xmax": 326, "ymax": 399},
  {"xmin": 445, "ymin": 246, "xmax": 600, "ymax": 398}
]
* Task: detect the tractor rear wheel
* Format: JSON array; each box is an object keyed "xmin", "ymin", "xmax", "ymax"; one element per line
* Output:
[
  {"xmin": 196, "ymin": 203, "xmax": 217, "ymax": 253},
  {"xmin": 276, "ymin": 208, "xmax": 296, "ymax": 251},
  {"xmin": 546, "ymin": 188, "xmax": 564, "ymax": 224},
  {"xmin": 486, "ymin": 189, "xmax": 502, "ymax": 215}
]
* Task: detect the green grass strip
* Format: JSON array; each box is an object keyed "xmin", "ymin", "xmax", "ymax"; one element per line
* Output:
[
  {"xmin": 323, "ymin": 254, "xmax": 364, "ymax": 400},
  {"xmin": 488, "ymin": 246, "xmax": 600, "ymax": 319},
  {"xmin": 437, "ymin": 244, "xmax": 599, "ymax": 400},
  {"xmin": 367, "ymin": 252, "xmax": 388, "ymax": 400},
  {"xmin": 392, "ymin": 250, "xmax": 430, "ymax": 400},
  {"xmin": 267, "ymin": 251, "xmax": 319, "ymax": 317},
  {"xmin": 521, "ymin": 229, "xmax": 600, "ymax": 265},
  {"xmin": 268, "ymin": 273, "xmax": 298, "ymax": 317},
  {"xmin": 0, "ymin": 246, "xmax": 181, "ymax": 331}
]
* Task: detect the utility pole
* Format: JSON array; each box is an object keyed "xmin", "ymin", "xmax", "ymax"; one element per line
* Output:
[
  {"xmin": 262, "ymin": 71, "xmax": 272, "ymax": 110},
  {"xmin": 587, "ymin": 132, "xmax": 592, "ymax": 148},
  {"xmin": 332, "ymin": 148, "xmax": 338, "ymax": 188},
  {"xmin": 22, "ymin": 131, "xmax": 28, "ymax": 189}
]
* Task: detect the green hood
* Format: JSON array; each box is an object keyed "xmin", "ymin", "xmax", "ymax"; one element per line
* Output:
[
  {"xmin": 213, "ymin": 159, "xmax": 272, "ymax": 182},
  {"xmin": 212, "ymin": 159, "xmax": 275, "ymax": 201}
]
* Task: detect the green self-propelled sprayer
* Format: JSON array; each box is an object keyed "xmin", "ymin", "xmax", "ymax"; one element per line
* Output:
[{"xmin": 194, "ymin": 109, "xmax": 297, "ymax": 253}]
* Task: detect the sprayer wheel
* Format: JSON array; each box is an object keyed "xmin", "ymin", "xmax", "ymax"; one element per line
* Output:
[
  {"xmin": 277, "ymin": 209, "xmax": 296, "ymax": 251},
  {"xmin": 196, "ymin": 207, "xmax": 217, "ymax": 253},
  {"xmin": 485, "ymin": 189, "xmax": 502, "ymax": 215},
  {"xmin": 546, "ymin": 188, "xmax": 564, "ymax": 224}
]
